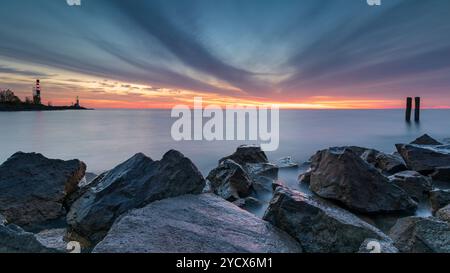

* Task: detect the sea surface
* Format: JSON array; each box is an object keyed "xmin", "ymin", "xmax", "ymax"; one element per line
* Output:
[{"xmin": 1, "ymin": 109, "xmax": 450, "ymax": 217}]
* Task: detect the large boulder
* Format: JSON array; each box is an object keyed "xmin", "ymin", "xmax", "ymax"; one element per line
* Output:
[
  {"xmin": 411, "ymin": 134, "xmax": 442, "ymax": 145},
  {"xmin": 361, "ymin": 149, "xmax": 407, "ymax": 175},
  {"xmin": 388, "ymin": 171, "xmax": 432, "ymax": 201},
  {"xmin": 1, "ymin": 218, "xmax": 58, "ymax": 253},
  {"xmin": 93, "ymin": 194, "xmax": 302, "ymax": 253},
  {"xmin": 263, "ymin": 187, "xmax": 393, "ymax": 253},
  {"xmin": 0, "ymin": 152, "xmax": 86, "ymax": 227},
  {"xmin": 206, "ymin": 159, "xmax": 253, "ymax": 201},
  {"xmin": 309, "ymin": 147, "xmax": 417, "ymax": 214},
  {"xmin": 219, "ymin": 145, "xmax": 268, "ymax": 165},
  {"xmin": 389, "ymin": 216, "xmax": 450, "ymax": 253},
  {"xmin": 436, "ymin": 205, "xmax": 450, "ymax": 223},
  {"xmin": 396, "ymin": 144, "xmax": 450, "ymax": 174},
  {"xmin": 67, "ymin": 150, "xmax": 205, "ymax": 245},
  {"xmin": 429, "ymin": 189, "xmax": 450, "ymax": 213}
]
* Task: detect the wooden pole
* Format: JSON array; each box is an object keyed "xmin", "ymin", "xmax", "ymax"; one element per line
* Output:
[
  {"xmin": 415, "ymin": 97, "xmax": 421, "ymax": 122},
  {"xmin": 405, "ymin": 97, "xmax": 412, "ymax": 121}
]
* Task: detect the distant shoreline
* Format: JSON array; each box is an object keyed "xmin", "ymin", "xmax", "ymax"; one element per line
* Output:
[{"xmin": 0, "ymin": 103, "xmax": 93, "ymax": 112}]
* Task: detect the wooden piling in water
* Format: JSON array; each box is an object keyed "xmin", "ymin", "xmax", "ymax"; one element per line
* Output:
[
  {"xmin": 415, "ymin": 97, "xmax": 421, "ymax": 122},
  {"xmin": 405, "ymin": 97, "xmax": 412, "ymax": 121}
]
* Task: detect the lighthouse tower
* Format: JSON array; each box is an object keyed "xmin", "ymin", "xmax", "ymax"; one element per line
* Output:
[{"xmin": 33, "ymin": 79, "xmax": 42, "ymax": 105}]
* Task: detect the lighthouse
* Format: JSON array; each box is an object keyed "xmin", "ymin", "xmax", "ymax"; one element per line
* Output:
[{"xmin": 33, "ymin": 79, "xmax": 42, "ymax": 105}]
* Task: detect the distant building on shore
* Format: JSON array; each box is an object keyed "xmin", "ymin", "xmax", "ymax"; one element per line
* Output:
[{"xmin": 32, "ymin": 79, "xmax": 41, "ymax": 105}]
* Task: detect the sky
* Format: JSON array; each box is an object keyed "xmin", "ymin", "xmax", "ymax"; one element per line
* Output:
[{"xmin": 0, "ymin": 0, "xmax": 450, "ymax": 109}]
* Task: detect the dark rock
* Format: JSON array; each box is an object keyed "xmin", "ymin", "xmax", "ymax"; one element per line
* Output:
[
  {"xmin": 411, "ymin": 134, "xmax": 443, "ymax": 145},
  {"xmin": 274, "ymin": 157, "xmax": 298, "ymax": 169},
  {"xmin": 0, "ymin": 152, "xmax": 86, "ymax": 227},
  {"xmin": 430, "ymin": 189, "xmax": 450, "ymax": 213},
  {"xmin": 207, "ymin": 159, "xmax": 253, "ymax": 201},
  {"xmin": 389, "ymin": 216, "xmax": 450, "ymax": 253},
  {"xmin": 298, "ymin": 169, "xmax": 312, "ymax": 184},
  {"xmin": 358, "ymin": 239, "xmax": 398, "ymax": 253},
  {"xmin": 67, "ymin": 150, "xmax": 205, "ymax": 245},
  {"xmin": 388, "ymin": 171, "xmax": 432, "ymax": 201},
  {"xmin": 232, "ymin": 197, "xmax": 263, "ymax": 211},
  {"xmin": 65, "ymin": 171, "xmax": 107, "ymax": 210},
  {"xmin": 0, "ymin": 220, "xmax": 58, "ymax": 253},
  {"xmin": 436, "ymin": 205, "xmax": 450, "ymax": 223},
  {"xmin": 94, "ymin": 194, "xmax": 302, "ymax": 253},
  {"xmin": 361, "ymin": 149, "xmax": 407, "ymax": 175},
  {"xmin": 309, "ymin": 147, "xmax": 417, "ymax": 214},
  {"xmin": 263, "ymin": 187, "xmax": 392, "ymax": 253},
  {"xmin": 219, "ymin": 145, "xmax": 268, "ymax": 165},
  {"xmin": 245, "ymin": 163, "xmax": 278, "ymax": 179},
  {"xmin": 396, "ymin": 144, "xmax": 450, "ymax": 174},
  {"xmin": 430, "ymin": 167, "xmax": 450, "ymax": 182}
]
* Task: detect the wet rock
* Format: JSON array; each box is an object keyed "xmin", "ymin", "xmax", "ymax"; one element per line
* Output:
[
  {"xmin": 309, "ymin": 147, "xmax": 417, "ymax": 214},
  {"xmin": 389, "ymin": 216, "xmax": 450, "ymax": 253},
  {"xmin": 263, "ymin": 187, "xmax": 392, "ymax": 253},
  {"xmin": 272, "ymin": 180, "xmax": 286, "ymax": 191},
  {"xmin": 361, "ymin": 149, "xmax": 407, "ymax": 175},
  {"xmin": 388, "ymin": 171, "xmax": 432, "ymax": 201},
  {"xmin": 94, "ymin": 194, "xmax": 302, "ymax": 253},
  {"xmin": 430, "ymin": 167, "xmax": 450, "ymax": 182},
  {"xmin": 429, "ymin": 189, "xmax": 450, "ymax": 213},
  {"xmin": 245, "ymin": 163, "xmax": 278, "ymax": 179},
  {"xmin": 207, "ymin": 159, "xmax": 253, "ymax": 201},
  {"xmin": 219, "ymin": 145, "xmax": 268, "ymax": 165},
  {"xmin": 436, "ymin": 205, "xmax": 450, "ymax": 223},
  {"xmin": 358, "ymin": 239, "xmax": 399, "ymax": 253},
  {"xmin": 396, "ymin": 144, "xmax": 450, "ymax": 174},
  {"xmin": 0, "ymin": 221, "xmax": 58, "ymax": 253},
  {"xmin": 411, "ymin": 134, "xmax": 442, "ymax": 145},
  {"xmin": 67, "ymin": 150, "xmax": 205, "ymax": 245},
  {"xmin": 0, "ymin": 152, "xmax": 86, "ymax": 227},
  {"xmin": 274, "ymin": 157, "xmax": 298, "ymax": 169}
]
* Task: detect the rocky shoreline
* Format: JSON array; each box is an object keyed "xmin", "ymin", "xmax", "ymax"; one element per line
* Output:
[{"xmin": 1, "ymin": 134, "xmax": 450, "ymax": 253}]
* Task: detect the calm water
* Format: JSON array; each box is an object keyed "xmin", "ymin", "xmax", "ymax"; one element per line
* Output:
[
  {"xmin": 2, "ymin": 109, "xmax": 450, "ymax": 218},
  {"xmin": 1, "ymin": 109, "xmax": 450, "ymax": 175}
]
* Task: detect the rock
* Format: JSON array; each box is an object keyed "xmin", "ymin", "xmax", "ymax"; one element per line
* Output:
[
  {"xmin": 309, "ymin": 147, "xmax": 417, "ymax": 214},
  {"xmin": 436, "ymin": 205, "xmax": 450, "ymax": 223},
  {"xmin": 272, "ymin": 180, "xmax": 286, "ymax": 190},
  {"xmin": 207, "ymin": 159, "xmax": 253, "ymax": 201},
  {"xmin": 0, "ymin": 152, "xmax": 86, "ymax": 227},
  {"xmin": 219, "ymin": 145, "xmax": 268, "ymax": 165},
  {"xmin": 389, "ymin": 216, "xmax": 450, "ymax": 253},
  {"xmin": 65, "ymin": 171, "xmax": 107, "ymax": 210},
  {"xmin": 430, "ymin": 167, "xmax": 450, "ymax": 182},
  {"xmin": 274, "ymin": 157, "xmax": 298, "ymax": 169},
  {"xmin": 298, "ymin": 169, "xmax": 312, "ymax": 184},
  {"xmin": 0, "ymin": 214, "xmax": 6, "ymax": 226},
  {"xmin": 430, "ymin": 189, "xmax": 450, "ymax": 213},
  {"xmin": 396, "ymin": 144, "xmax": 450, "ymax": 174},
  {"xmin": 244, "ymin": 163, "xmax": 278, "ymax": 179},
  {"xmin": 388, "ymin": 171, "xmax": 432, "ymax": 201},
  {"xmin": 232, "ymin": 197, "xmax": 263, "ymax": 211},
  {"xmin": 263, "ymin": 187, "xmax": 392, "ymax": 253},
  {"xmin": 93, "ymin": 194, "xmax": 302, "ymax": 253},
  {"xmin": 67, "ymin": 150, "xmax": 205, "ymax": 245},
  {"xmin": 411, "ymin": 134, "xmax": 442, "ymax": 145},
  {"xmin": 35, "ymin": 228, "xmax": 67, "ymax": 252},
  {"xmin": 361, "ymin": 149, "xmax": 407, "ymax": 175},
  {"xmin": 0, "ymin": 222, "xmax": 58, "ymax": 253},
  {"xmin": 358, "ymin": 239, "xmax": 399, "ymax": 253}
]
